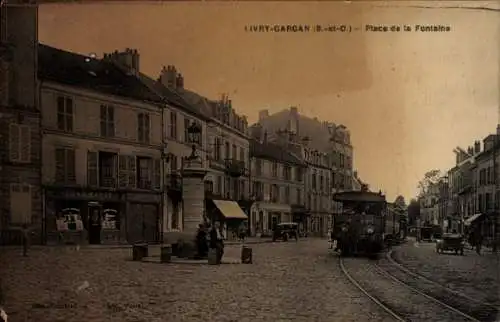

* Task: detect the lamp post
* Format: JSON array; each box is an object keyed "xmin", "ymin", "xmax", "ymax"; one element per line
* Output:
[
  {"xmin": 160, "ymin": 142, "xmax": 170, "ymax": 244},
  {"xmin": 186, "ymin": 122, "xmax": 202, "ymax": 160}
]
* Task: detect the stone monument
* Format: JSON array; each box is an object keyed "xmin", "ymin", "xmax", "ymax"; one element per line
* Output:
[{"xmin": 176, "ymin": 144, "xmax": 207, "ymax": 258}]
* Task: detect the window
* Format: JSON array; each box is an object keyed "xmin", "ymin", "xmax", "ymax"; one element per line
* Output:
[
  {"xmin": 214, "ymin": 138, "xmax": 222, "ymax": 161},
  {"xmin": 225, "ymin": 142, "xmax": 230, "ymax": 159},
  {"xmin": 271, "ymin": 184, "xmax": 279, "ymax": 203},
  {"xmin": 296, "ymin": 188, "xmax": 302, "ymax": 205},
  {"xmin": 272, "ymin": 162, "xmax": 278, "ymax": 177},
  {"xmin": 239, "ymin": 147, "xmax": 245, "ymax": 162},
  {"xmin": 100, "ymin": 105, "xmax": 115, "ymax": 138},
  {"xmin": 320, "ymin": 175, "xmax": 324, "ymax": 191},
  {"xmin": 9, "ymin": 124, "xmax": 31, "ymax": 163},
  {"xmin": 137, "ymin": 157, "xmax": 152, "ymax": 189},
  {"xmin": 99, "ymin": 152, "xmax": 117, "ymax": 188},
  {"xmin": 184, "ymin": 118, "xmax": 190, "ymax": 142},
  {"xmin": 57, "ymin": 96, "xmax": 73, "ymax": 132},
  {"xmin": 240, "ymin": 180, "xmax": 245, "ymax": 199},
  {"xmin": 285, "ymin": 186, "xmax": 290, "ymax": 204},
  {"xmin": 137, "ymin": 113, "xmax": 150, "ymax": 143},
  {"xmin": 216, "ymin": 176, "xmax": 222, "ymax": 195},
  {"xmin": 295, "ymin": 167, "xmax": 303, "ymax": 182},
  {"xmin": 232, "ymin": 144, "xmax": 237, "ymax": 161},
  {"xmin": 170, "ymin": 111, "xmax": 177, "ymax": 139},
  {"xmin": 118, "ymin": 155, "xmax": 136, "ymax": 188},
  {"xmin": 253, "ymin": 181, "xmax": 264, "ymax": 200},
  {"xmin": 339, "ymin": 153, "xmax": 345, "ymax": 168},
  {"xmin": 312, "ymin": 173, "xmax": 317, "ymax": 190},
  {"xmin": 204, "ymin": 180, "xmax": 214, "ymax": 193},
  {"xmin": 255, "ymin": 159, "xmax": 262, "ymax": 176},
  {"xmin": 55, "ymin": 148, "xmax": 76, "ymax": 184},
  {"xmin": 170, "ymin": 154, "xmax": 178, "ymax": 173},
  {"xmin": 283, "ymin": 165, "xmax": 291, "ymax": 180},
  {"xmin": 10, "ymin": 183, "xmax": 32, "ymax": 225}
]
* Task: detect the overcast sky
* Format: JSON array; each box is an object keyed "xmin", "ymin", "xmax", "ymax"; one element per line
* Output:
[{"xmin": 38, "ymin": 1, "xmax": 500, "ymax": 202}]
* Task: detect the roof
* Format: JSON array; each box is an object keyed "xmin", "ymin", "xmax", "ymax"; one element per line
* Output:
[
  {"xmin": 333, "ymin": 191, "xmax": 386, "ymax": 203},
  {"xmin": 258, "ymin": 109, "xmax": 351, "ymax": 152},
  {"xmin": 136, "ymin": 73, "xmax": 211, "ymax": 120},
  {"xmin": 250, "ymin": 139, "xmax": 306, "ymax": 167},
  {"xmin": 38, "ymin": 44, "xmax": 163, "ymax": 104}
]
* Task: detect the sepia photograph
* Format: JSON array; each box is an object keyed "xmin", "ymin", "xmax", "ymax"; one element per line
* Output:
[{"xmin": 0, "ymin": 0, "xmax": 499, "ymax": 321}]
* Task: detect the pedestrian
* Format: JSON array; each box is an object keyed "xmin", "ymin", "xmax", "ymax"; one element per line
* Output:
[
  {"xmin": 327, "ymin": 227, "xmax": 333, "ymax": 249},
  {"xmin": 238, "ymin": 222, "xmax": 246, "ymax": 242},
  {"xmin": 195, "ymin": 223, "xmax": 208, "ymax": 259},
  {"xmin": 475, "ymin": 230, "xmax": 483, "ymax": 255},
  {"xmin": 210, "ymin": 222, "xmax": 225, "ymax": 264},
  {"xmin": 21, "ymin": 223, "xmax": 31, "ymax": 257}
]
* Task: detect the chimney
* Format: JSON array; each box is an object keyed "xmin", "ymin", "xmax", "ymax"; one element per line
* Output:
[
  {"xmin": 290, "ymin": 106, "xmax": 298, "ymax": 117},
  {"xmin": 159, "ymin": 65, "xmax": 177, "ymax": 88},
  {"xmin": 175, "ymin": 73, "xmax": 184, "ymax": 89},
  {"xmin": 104, "ymin": 48, "xmax": 140, "ymax": 75},
  {"xmin": 259, "ymin": 109, "xmax": 269, "ymax": 122},
  {"xmin": 474, "ymin": 140, "xmax": 481, "ymax": 154}
]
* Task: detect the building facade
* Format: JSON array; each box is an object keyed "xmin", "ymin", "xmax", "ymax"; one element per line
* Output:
[
  {"xmin": 39, "ymin": 44, "xmax": 169, "ymax": 244},
  {"xmin": 0, "ymin": 6, "xmax": 42, "ymax": 244},
  {"xmin": 248, "ymin": 126, "xmax": 306, "ymax": 236}
]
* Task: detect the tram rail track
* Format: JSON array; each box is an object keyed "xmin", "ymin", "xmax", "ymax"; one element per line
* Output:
[
  {"xmin": 382, "ymin": 250, "xmax": 500, "ymax": 321},
  {"xmin": 339, "ymin": 255, "xmax": 488, "ymax": 322}
]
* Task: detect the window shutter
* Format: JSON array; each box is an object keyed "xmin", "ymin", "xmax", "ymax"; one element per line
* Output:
[
  {"xmin": 66, "ymin": 149, "xmax": 76, "ymax": 183},
  {"xmin": 9, "ymin": 124, "xmax": 20, "ymax": 161},
  {"xmin": 118, "ymin": 155, "xmax": 129, "ymax": 188},
  {"xmin": 153, "ymin": 159, "xmax": 161, "ymax": 190},
  {"xmin": 87, "ymin": 151, "xmax": 98, "ymax": 187},
  {"xmin": 19, "ymin": 125, "xmax": 30, "ymax": 162},
  {"xmin": 128, "ymin": 156, "xmax": 136, "ymax": 188},
  {"xmin": 55, "ymin": 148, "xmax": 65, "ymax": 183},
  {"xmin": 137, "ymin": 113, "xmax": 144, "ymax": 142},
  {"xmin": 145, "ymin": 114, "xmax": 150, "ymax": 143}
]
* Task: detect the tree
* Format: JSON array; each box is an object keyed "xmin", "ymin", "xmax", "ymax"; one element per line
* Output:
[
  {"xmin": 407, "ymin": 198, "xmax": 420, "ymax": 226},
  {"xmin": 417, "ymin": 169, "xmax": 442, "ymax": 196},
  {"xmin": 394, "ymin": 195, "xmax": 407, "ymax": 210}
]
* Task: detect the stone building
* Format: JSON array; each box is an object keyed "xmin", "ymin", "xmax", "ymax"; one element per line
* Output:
[
  {"xmin": 254, "ymin": 107, "xmax": 356, "ymax": 236},
  {"xmin": 248, "ymin": 124, "xmax": 307, "ymax": 236},
  {"xmin": 470, "ymin": 130, "xmax": 500, "ymax": 243},
  {"xmin": 0, "ymin": 6, "xmax": 42, "ymax": 244},
  {"xmin": 39, "ymin": 44, "xmax": 170, "ymax": 244}
]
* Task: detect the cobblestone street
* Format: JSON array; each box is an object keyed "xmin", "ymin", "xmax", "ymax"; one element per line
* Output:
[
  {"xmin": 1, "ymin": 239, "xmax": 393, "ymax": 322},
  {"xmin": 392, "ymin": 240, "xmax": 500, "ymax": 306}
]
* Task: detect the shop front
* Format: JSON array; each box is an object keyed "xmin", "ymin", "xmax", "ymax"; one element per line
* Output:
[
  {"xmin": 206, "ymin": 199, "xmax": 248, "ymax": 240},
  {"xmin": 291, "ymin": 204, "xmax": 309, "ymax": 234},
  {"xmin": 250, "ymin": 202, "xmax": 291, "ymax": 237},
  {"xmin": 44, "ymin": 186, "xmax": 124, "ymax": 245}
]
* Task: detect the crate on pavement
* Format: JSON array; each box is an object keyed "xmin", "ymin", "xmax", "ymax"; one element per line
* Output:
[
  {"xmin": 241, "ymin": 246, "xmax": 252, "ymax": 264},
  {"xmin": 160, "ymin": 245, "xmax": 172, "ymax": 263},
  {"xmin": 132, "ymin": 243, "xmax": 148, "ymax": 261},
  {"xmin": 208, "ymin": 248, "xmax": 218, "ymax": 265}
]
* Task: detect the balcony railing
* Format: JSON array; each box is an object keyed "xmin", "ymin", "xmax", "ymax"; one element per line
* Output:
[
  {"xmin": 100, "ymin": 177, "xmax": 116, "ymax": 188},
  {"xmin": 224, "ymin": 158, "xmax": 246, "ymax": 177}
]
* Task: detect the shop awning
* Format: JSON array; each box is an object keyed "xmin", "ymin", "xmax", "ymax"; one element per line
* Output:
[
  {"xmin": 464, "ymin": 213, "xmax": 484, "ymax": 226},
  {"xmin": 213, "ymin": 200, "xmax": 248, "ymax": 220}
]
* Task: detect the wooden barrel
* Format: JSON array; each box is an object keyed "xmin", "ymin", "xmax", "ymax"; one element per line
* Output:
[{"xmin": 132, "ymin": 243, "xmax": 148, "ymax": 261}]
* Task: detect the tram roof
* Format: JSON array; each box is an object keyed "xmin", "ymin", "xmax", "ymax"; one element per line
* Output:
[{"xmin": 333, "ymin": 191, "xmax": 386, "ymax": 203}]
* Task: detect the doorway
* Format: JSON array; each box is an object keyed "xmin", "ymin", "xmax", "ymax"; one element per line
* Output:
[{"xmin": 87, "ymin": 204, "xmax": 102, "ymax": 244}]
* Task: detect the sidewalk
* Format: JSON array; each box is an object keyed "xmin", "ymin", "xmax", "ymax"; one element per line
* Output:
[{"xmin": 0, "ymin": 237, "xmax": 276, "ymax": 250}]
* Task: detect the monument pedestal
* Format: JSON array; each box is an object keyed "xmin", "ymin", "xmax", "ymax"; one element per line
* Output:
[{"xmin": 177, "ymin": 155, "xmax": 207, "ymax": 258}]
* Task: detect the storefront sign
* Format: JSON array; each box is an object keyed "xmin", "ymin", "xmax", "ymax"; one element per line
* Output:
[
  {"xmin": 103, "ymin": 209, "xmax": 118, "ymax": 230},
  {"xmin": 57, "ymin": 208, "xmax": 84, "ymax": 232}
]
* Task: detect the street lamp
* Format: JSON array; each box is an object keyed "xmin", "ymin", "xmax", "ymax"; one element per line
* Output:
[{"xmin": 186, "ymin": 122, "xmax": 202, "ymax": 159}]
